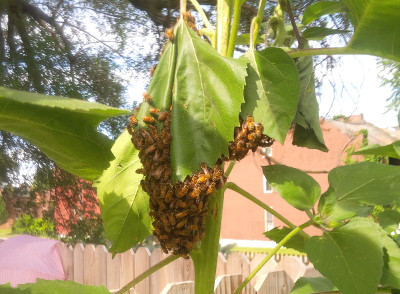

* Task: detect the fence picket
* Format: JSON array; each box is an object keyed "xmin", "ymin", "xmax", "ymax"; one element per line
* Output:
[
  {"xmin": 134, "ymin": 247, "xmax": 151, "ymax": 294},
  {"xmin": 254, "ymin": 271, "xmax": 294, "ymax": 294},
  {"xmin": 216, "ymin": 253, "xmax": 227, "ymax": 276},
  {"xmin": 275, "ymin": 256, "xmax": 306, "ymax": 283},
  {"xmin": 161, "ymin": 281, "xmax": 194, "ymax": 294},
  {"xmin": 73, "ymin": 243, "xmax": 84, "ymax": 284},
  {"xmin": 150, "ymin": 249, "xmax": 165, "ymax": 294},
  {"xmin": 120, "ymin": 249, "xmax": 135, "ymax": 293},
  {"xmin": 107, "ymin": 251, "xmax": 121, "ymax": 291},
  {"xmin": 249, "ymin": 254, "xmax": 277, "ymax": 286},
  {"xmin": 83, "ymin": 244, "xmax": 96, "ymax": 285},
  {"xmin": 57, "ymin": 242, "xmax": 74, "ymax": 280},
  {"xmin": 94, "ymin": 245, "xmax": 107, "ymax": 287}
]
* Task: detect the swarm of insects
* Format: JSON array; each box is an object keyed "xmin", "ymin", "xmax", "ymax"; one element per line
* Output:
[
  {"xmin": 128, "ymin": 104, "xmax": 226, "ymax": 258},
  {"xmin": 221, "ymin": 116, "xmax": 274, "ymax": 162}
]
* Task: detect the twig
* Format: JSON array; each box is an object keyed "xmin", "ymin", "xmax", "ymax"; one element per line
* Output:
[
  {"xmin": 115, "ymin": 254, "xmax": 179, "ymax": 294},
  {"xmin": 285, "ymin": 0, "xmax": 302, "ymax": 48},
  {"xmin": 189, "ymin": 0, "xmax": 214, "ymax": 30}
]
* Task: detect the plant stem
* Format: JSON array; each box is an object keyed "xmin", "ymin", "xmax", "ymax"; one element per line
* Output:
[
  {"xmin": 226, "ymin": 0, "xmax": 242, "ymax": 57},
  {"xmin": 251, "ymin": 0, "xmax": 268, "ymax": 48},
  {"xmin": 180, "ymin": 0, "xmax": 187, "ymax": 14},
  {"xmin": 233, "ymin": 221, "xmax": 313, "ymax": 294},
  {"xmin": 225, "ymin": 182, "xmax": 310, "ymax": 238},
  {"xmin": 287, "ymin": 46, "xmax": 355, "ymax": 58},
  {"xmin": 189, "ymin": 0, "xmax": 214, "ymax": 31},
  {"xmin": 115, "ymin": 254, "xmax": 179, "ymax": 294},
  {"xmin": 285, "ymin": 0, "xmax": 302, "ymax": 48},
  {"xmin": 191, "ymin": 188, "xmax": 225, "ymax": 294},
  {"xmin": 224, "ymin": 160, "xmax": 236, "ymax": 178},
  {"xmin": 216, "ymin": 0, "xmax": 234, "ymax": 55}
]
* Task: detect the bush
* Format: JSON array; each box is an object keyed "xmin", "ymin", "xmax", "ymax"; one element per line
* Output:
[
  {"xmin": 12, "ymin": 214, "xmax": 55, "ymax": 237},
  {"xmin": 0, "ymin": 194, "xmax": 8, "ymax": 225}
]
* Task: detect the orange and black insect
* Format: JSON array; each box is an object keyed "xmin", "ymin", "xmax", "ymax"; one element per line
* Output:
[{"xmin": 165, "ymin": 28, "xmax": 174, "ymax": 42}]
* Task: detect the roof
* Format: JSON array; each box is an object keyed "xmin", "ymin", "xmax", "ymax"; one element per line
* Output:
[{"xmin": 326, "ymin": 114, "xmax": 400, "ymax": 146}]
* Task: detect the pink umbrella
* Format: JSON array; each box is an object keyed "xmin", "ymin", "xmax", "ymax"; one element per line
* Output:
[{"xmin": 0, "ymin": 235, "xmax": 65, "ymax": 287}]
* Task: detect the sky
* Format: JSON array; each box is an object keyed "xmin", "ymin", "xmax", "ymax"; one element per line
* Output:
[{"xmin": 317, "ymin": 55, "xmax": 399, "ymax": 128}]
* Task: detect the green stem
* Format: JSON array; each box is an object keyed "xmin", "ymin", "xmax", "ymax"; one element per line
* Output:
[
  {"xmin": 216, "ymin": 0, "xmax": 234, "ymax": 55},
  {"xmin": 224, "ymin": 160, "xmax": 236, "ymax": 178},
  {"xmin": 189, "ymin": 0, "xmax": 214, "ymax": 31},
  {"xmin": 115, "ymin": 255, "xmax": 179, "ymax": 294},
  {"xmin": 225, "ymin": 182, "xmax": 310, "ymax": 238},
  {"xmin": 287, "ymin": 46, "xmax": 355, "ymax": 58},
  {"xmin": 180, "ymin": 0, "xmax": 187, "ymax": 14},
  {"xmin": 251, "ymin": 0, "xmax": 268, "ymax": 48},
  {"xmin": 226, "ymin": 0, "xmax": 242, "ymax": 57},
  {"xmin": 233, "ymin": 221, "xmax": 313, "ymax": 294},
  {"xmin": 191, "ymin": 188, "xmax": 225, "ymax": 294}
]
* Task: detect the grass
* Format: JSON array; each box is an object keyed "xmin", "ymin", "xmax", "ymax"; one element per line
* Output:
[{"xmin": 0, "ymin": 226, "xmax": 13, "ymax": 238}]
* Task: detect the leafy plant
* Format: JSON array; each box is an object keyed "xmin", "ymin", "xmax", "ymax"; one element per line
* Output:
[
  {"xmin": 1, "ymin": 0, "xmax": 400, "ymax": 293},
  {"xmin": 12, "ymin": 214, "xmax": 55, "ymax": 238},
  {"xmin": 0, "ymin": 193, "xmax": 8, "ymax": 225}
]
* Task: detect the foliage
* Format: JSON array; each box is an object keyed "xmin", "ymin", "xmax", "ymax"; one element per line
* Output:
[
  {"xmin": 1, "ymin": 0, "xmax": 400, "ymax": 294},
  {"xmin": 61, "ymin": 217, "xmax": 105, "ymax": 246},
  {"xmin": 379, "ymin": 60, "xmax": 400, "ymax": 111},
  {"xmin": 0, "ymin": 193, "xmax": 8, "ymax": 224},
  {"xmin": 12, "ymin": 214, "xmax": 55, "ymax": 238}
]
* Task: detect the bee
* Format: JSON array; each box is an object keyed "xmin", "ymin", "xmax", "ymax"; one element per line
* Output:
[
  {"xmin": 190, "ymin": 186, "xmax": 202, "ymax": 199},
  {"xmin": 206, "ymin": 182, "xmax": 216, "ymax": 195},
  {"xmin": 176, "ymin": 218, "xmax": 187, "ymax": 228},
  {"xmin": 180, "ymin": 253, "xmax": 190, "ymax": 259},
  {"xmin": 176, "ymin": 183, "xmax": 189, "ymax": 198},
  {"xmin": 139, "ymin": 128, "xmax": 154, "ymax": 145},
  {"xmin": 176, "ymin": 210, "xmax": 189, "ymax": 219},
  {"xmin": 197, "ymin": 174, "xmax": 210, "ymax": 184},
  {"xmin": 248, "ymin": 132, "xmax": 259, "ymax": 141},
  {"xmin": 144, "ymin": 143, "xmax": 157, "ymax": 156},
  {"xmin": 167, "ymin": 213, "xmax": 176, "ymax": 226},
  {"xmin": 149, "ymin": 108, "xmax": 160, "ymax": 115},
  {"xmin": 165, "ymin": 28, "xmax": 174, "ymax": 42},
  {"xmin": 158, "ymin": 234, "xmax": 168, "ymax": 240},
  {"xmin": 151, "ymin": 166, "xmax": 164, "ymax": 179},
  {"xmin": 182, "ymin": 241, "xmax": 193, "ymax": 252},
  {"xmin": 189, "ymin": 224, "xmax": 198, "ymax": 231},
  {"xmin": 129, "ymin": 115, "xmax": 138, "ymax": 126},
  {"xmin": 177, "ymin": 229, "xmax": 190, "ymax": 236},
  {"xmin": 136, "ymin": 168, "xmax": 146, "ymax": 175},
  {"xmin": 150, "ymin": 64, "xmax": 157, "ymax": 76},
  {"xmin": 161, "ymin": 215, "xmax": 170, "ymax": 227},
  {"xmin": 143, "ymin": 115, "xmax": 155, "ymax": 124},
  {"xmin": 165, "ymin": 189, "xmax": 174, "ymax": 203},
  {"xmin": 158, "ymin": 111, "xmax": 169, "ymax": 121},
  {"xmin": 176, "ymin": 199, "xmax": 187, "ymax": 209},
  {"xmin": 161, "ymin": 167, "xmax": 171, "ymax": 182},
  {"xmin": 143, "ymin": 91, "xmax": 152, "ymax": 103},
  {"xmin": 247, "ymin": 116, "xmax": 255, "ymax": 131}
]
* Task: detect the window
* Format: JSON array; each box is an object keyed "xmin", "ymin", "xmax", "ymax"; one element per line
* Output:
[
  {"xmin": 263, "ymin": 175, "xmax": 273, "ymax": 193},
  {"xmin": 264, "ymin": 210, "xmax": 274, "ymax": 231}
]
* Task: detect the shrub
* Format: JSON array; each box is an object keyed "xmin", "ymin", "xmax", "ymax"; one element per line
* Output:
[
  {"xmin": 12, "ymin": 214, "xmax": 55, "ymax": 238},
  {"xmin": 0, "ymin": 194, "xmax": 8, "ymax": 225}
]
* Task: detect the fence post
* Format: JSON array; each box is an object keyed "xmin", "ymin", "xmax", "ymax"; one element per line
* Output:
[
  {"xmin": 57, "ymin": 242, "xmax": 74, "ymax": 281},
  {"xmin": 94, "ymin": 245, "xmax": 107, "ymax": 287},
  {"xmin": 84, "ymin": 244, "xmax": 96, "ymax": 285},
  {"xmin": 73, "ymin": 243, "xmax": 84, "ymax": 284},
  {"xmin": 134, "ymin": 247, "xmax": 151, "ymax": 294},
  {"xmin": 120, "ymin": 249, "xmax": 135, "ymax": 293},
  {"xmin": 107, "ymin": 251, "xmax": 121, "ymax": 291}
]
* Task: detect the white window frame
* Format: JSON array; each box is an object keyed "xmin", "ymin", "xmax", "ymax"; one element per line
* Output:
[
  {"xmin": 263, "ymin": 175, "xmax": 273, "ymax": 193},
  {"xmin": 264, "ymin": 210, "xmax": 274, "ymax": 232}
]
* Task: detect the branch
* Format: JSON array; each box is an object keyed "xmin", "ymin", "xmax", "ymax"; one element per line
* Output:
[
  {"xmin": 285, "ymin": 0, "xmax": 302, "ymax": 48},
  {"xmin": 115, "ymin": 254, "xmax": 179, "ymax": 294}
]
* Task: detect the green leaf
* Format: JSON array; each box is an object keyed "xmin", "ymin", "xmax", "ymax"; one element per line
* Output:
[
  {"xmin": 235, "ymin": 34, "xmax": 264, "ymax": 45},
  {"xmin": 262, "ymin": 164, "xmax": 321, "ymax": 211},
  {"xmin": 329, "ymin": 162, "xmax": 400, "ymax": 206},
  {"xmin": 378, "ymin": 210, "xmax": 400, "ymax": 234},
  {"xmin": 264, "ymin": 226, "xmax": 308, "ymax": 252},
  {"xmin": 290, "ymin": 277, "xmax": 338, "ymax": 294},
  {"xmin": 0, "ymin": 87, "xmax": 129, "ymax": 180},
  {"xmin": 380, "ymin": 231, "xmax": 400, "ymax": 289},
  {"xmin": 292, "ymin": 49, "xmax": 328, "ymax": 152},
  {"xmin": 95, "ymin": 130, "xmax": 152, "ymax": 254},
  {"xmin": 302, "ymin": 1, "xmax": 348, "ymax": 25},
  {"xmin": 353, "ymin": 141, "xmax": 400, "ymax": 159},
  {"xmin": 345, "ymin": 0, "xmax": 400, "ymax": 62},
  {"xmin": 171, "ymin": 20, "xmax": 247, "ymax": 181},
  {"xmin": 135, "ymin": 42, "xmax": 177, "ymax": 129},
  {"xmin": 241, "ymin": 48, "xmax": 300, "ymax": 143},
  {"xmin": 302, "ymin": 27, "xmax": 350, "ymax": 41},
  {"xmin": 0, "ymin": 279, "xmax": 110, "ymax": 293},
  {"xmin": 306, "ymin": 217, "xmax": 384, "ymax": 294}
]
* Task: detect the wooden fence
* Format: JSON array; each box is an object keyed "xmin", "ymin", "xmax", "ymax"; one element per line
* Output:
[{"xmin": 57, "ymin": 243, "xmax": 322, "ymax": 294}]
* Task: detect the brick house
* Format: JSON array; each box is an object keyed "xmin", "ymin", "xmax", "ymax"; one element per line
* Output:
[{"xmin": 220, "ymin": 115, "xmax": 400, "ymax": 247}]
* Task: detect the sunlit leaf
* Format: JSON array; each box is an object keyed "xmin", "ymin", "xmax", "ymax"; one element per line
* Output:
[
  {"xmin": 95, "ymin": 130, "xmax": 152, "ymax": 254},
  {"xmin": 306, "ymin": 217, "xmax": 383, "ymax": 294},
  {"xmin": 302, "ymin": 1, "xmax": 348, "ymax": 25},
  {"xmin": 262, "ymin": 165, "xmax": 321, "ymax": 211},
  {"xmin": 344, "ymin": 0, "xmax": 400, "ymax": 62},
  {"xmin": 171, "ymin": 20, "xmax": 247, "ymax": 181},
  {"xmin": 380, "ymin": 229, "xmax": 400, "ymax": 289},
  {"xmin": 353, "ymin": 141, "xmax": 400, "ymax": 159},
  {"xmin": 241, "ymin": 48, "xmax": 300, "ymax": 143},
  {"xmin": 302, "ymin": 27, "xmax": 349, "ymax": 41},
  {"xmin": 290, "ymin": 277, "xmax": 337, "ymax": 294},
  {"xmin": 378, "ymin": 210, "xmax": 400, "ymax": 234},
  {"xmin": 0, "ymin": 87, "xmax": 129, "ymax": 180},
  {"xmin": 264, "ymin": 226, "xmax": 308, "ymax": 252},
  {"xmin": 292, "ymin": 49, "xmax": 328, "ymax": 151},
  {"xmin": 0, "ymin": 279, "xmax": 110, "ymax": 293}
]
